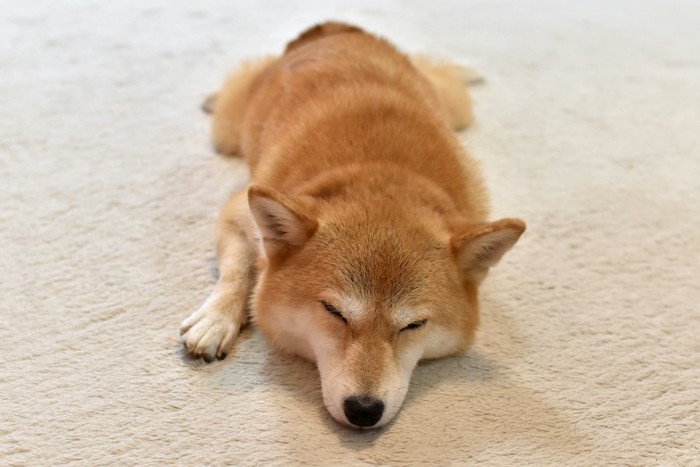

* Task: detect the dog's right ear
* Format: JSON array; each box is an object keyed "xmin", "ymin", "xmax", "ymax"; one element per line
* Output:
[{"xmin": 248, "ymin": 185, "xmax": 318, "ymax": 256}]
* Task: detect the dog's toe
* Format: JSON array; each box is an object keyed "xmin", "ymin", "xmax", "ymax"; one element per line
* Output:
[{"xmin": 180, "ymin": 306, "xmax": 240, "ymax": 362}]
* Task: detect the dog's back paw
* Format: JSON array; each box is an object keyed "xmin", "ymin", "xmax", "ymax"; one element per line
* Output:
[
  {"xmin": 460, "ymin": 65, "xmax": 485, "ymax": 86},
  {"xmin": 411, "ymin": 56, "xmax": 476, "ymax": 131},
  {"xmin": 201, "ymin": 93, "xmax": 217, "ymax": 114}
]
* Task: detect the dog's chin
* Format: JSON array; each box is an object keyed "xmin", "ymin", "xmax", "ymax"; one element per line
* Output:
[
  {"xmin": 328, "ymin": 404, "xmax": 403, "ymax": 430},
  {"xmin": 321, "ymin": 391, "xmax": 356, "ymax": 429},
  {"xmin": 327, "ymin": 410, "xmax": 390, "ymax": 430}
]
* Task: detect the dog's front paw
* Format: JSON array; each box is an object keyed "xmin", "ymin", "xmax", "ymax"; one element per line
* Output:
[{"xmin": 180, "ymin": 305, "xmax": 241, "ymax": 362}]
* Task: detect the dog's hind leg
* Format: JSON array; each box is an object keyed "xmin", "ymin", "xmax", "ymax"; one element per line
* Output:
[
  {"xmin": 411, "ymin": 56, "xmax": 481, "ymax": 131},
  {"xmin": 180, "ymin": 190, "xmax": 255, "ymax": 361},
  {"xmin": 209, "ymin": 56, "xmax": 277, "ymax": 156},
  {"xmin": 201, "ymin": 93, "xmax": 217, "ymax": 114}
]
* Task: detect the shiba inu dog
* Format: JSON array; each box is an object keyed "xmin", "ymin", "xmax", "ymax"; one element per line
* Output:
[{"xmin": 180, "ymin": 22, "xmax": 525, "ymax": 429}]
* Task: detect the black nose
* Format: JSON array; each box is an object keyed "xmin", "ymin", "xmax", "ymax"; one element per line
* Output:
[{"xmin": 343, "ymin": 395, "xmax": 384, "ymax": 427}]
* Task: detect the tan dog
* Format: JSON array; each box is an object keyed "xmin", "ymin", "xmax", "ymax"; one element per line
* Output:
[{"xmin": 180, "ymin": 22, "xmax": 525, "ymax": 429}]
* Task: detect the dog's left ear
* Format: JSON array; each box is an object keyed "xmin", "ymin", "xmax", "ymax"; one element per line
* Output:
[
  {"xmin": 248, "ymin": 185, "xmax": 318, "ymax": 257},
  {"xmin": 451, "ymin": 218, "xmax": 526, "ymax": 279}
]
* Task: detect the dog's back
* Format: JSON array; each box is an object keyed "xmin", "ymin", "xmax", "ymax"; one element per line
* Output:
[{"xmin": 212, "ymin": 22, "xmax": 488, "ymax": 221}]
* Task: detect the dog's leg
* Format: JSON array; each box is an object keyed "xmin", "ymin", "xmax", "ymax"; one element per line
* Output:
[
  {"xmin": 210, "ymin": 56, "xmax": 277, "ymax": 156},
  {"xmin": 201, "ymin": 93, "xmax": 217, "ymax": 114},
  {"xmin": 180, "ymin": 190, "xmax": 255, "ymax": 362},
  {"xmin": 411, "ymin": 56, "xmax": 479, "ymax": 131}
]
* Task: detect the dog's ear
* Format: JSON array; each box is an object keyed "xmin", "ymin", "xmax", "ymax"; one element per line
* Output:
[
  {"xmin": 248, "ymin": 185, "xmax": 318, "ymax": 256},
  {"xmin": 451, "ymin": 218, "xmax": 526, "ymax": 280}
]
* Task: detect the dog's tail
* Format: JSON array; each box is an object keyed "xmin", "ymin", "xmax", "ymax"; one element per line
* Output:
[{"xmin": 285, "ymin": 21, "xmax": 365, "ymax": 53}]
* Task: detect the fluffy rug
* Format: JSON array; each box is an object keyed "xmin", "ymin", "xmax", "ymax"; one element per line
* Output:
[{"xmin": 1, "ymin": 1, "xmax": 698, "ymax": 465}]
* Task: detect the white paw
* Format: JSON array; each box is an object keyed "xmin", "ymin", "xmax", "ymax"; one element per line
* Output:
[{"xmin": 180, "ymin": 305, "xmax": 241, "ymax": 362}]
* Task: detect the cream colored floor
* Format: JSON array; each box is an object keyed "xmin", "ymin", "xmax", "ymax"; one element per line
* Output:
[{"xmin": 1, "ymin": 1, "xmax": 698, "ymax": 465}]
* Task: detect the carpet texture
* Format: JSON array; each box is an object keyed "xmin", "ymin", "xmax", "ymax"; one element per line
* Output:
[{"xmin": 1, "ymin": 1, "xmax": 699, "ymax": 465}]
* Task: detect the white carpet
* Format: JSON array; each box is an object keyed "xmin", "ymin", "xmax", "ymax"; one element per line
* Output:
[{"xmin": 1, "ymin": 1, "xmax": 699, "ymax": 465}]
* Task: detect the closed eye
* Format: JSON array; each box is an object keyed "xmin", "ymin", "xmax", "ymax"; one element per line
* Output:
[
  {"xmin": 400, "ymin": 319, "xmax": 427, "ymax": 332},
  {"xmin": 321, "ymin": 301, "xmax": 347, "ymax": 324}
]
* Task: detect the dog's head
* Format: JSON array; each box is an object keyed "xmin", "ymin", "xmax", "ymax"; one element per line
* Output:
[{"xmin": 248, "ymin": 185, "xmax": 525, "ymax": 428}]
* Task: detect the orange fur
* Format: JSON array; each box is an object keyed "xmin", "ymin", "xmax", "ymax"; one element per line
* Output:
[{"xmin": 180, "ymin": 22, "xmax": 526, "ymax": 428}]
